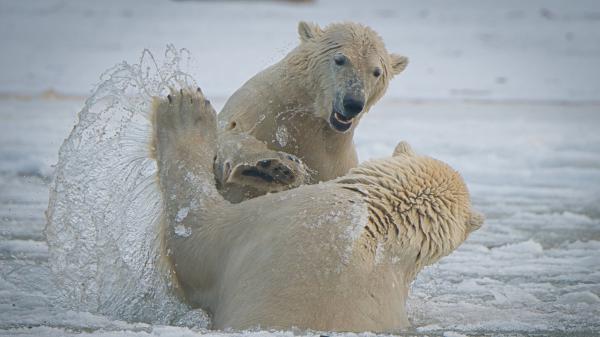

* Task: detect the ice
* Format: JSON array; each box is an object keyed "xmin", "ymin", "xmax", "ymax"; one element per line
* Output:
[
  {"xmin": 558, "ymin": 291, "xmax": 600, "ymax": 305},
  {"xmin": 1, "ymin": 0, "xmax": 600, "ymax": 336},
  {"xmin": 174, "ymin": 225, "xmax": 192, "ymax": 238},
  {"xmin": 275, "ymin": 125, "xmax": 289, "ymax": 147},
  {"xmin": 374, "ymin": 242, "xmax": 385, "ymax": 265},
  {"xmin": 176, "ymin": 207, "xmax": 190, "ymax": 223},
  {"xmin": 344, "ymin": 201, "xmax": 369, "ymax": 243},
  {"xmin": 443, "ymin": 332, "xmax": 468, "ymax": 337}
]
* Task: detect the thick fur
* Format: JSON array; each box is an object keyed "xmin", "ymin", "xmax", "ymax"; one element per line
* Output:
[
  {"xmin": 215, "ymin": 21, "xmax": 408, "ymax": 200},
  {"xmin": 154, "ymin": 89, "xmax": 482, "ymax": 332}
]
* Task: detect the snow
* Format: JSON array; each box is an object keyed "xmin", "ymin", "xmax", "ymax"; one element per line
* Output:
[
  {"xmin": 275, "ymin": 125, "xmax": 289, "ymax": 147},
  {"xmin": 442, "ymin": 332, "xmax": 468, "ymax": 337},
  {"xmin": 1, "ymin": 0, "xmax": 599, "ymax": 336},
  {"xmin": 176, "ymin": 207, "xmax": 190, "ymax": 223},
  {"xmin": 174, "ymin": 225, "xmax": 192, "ymax": 238}
]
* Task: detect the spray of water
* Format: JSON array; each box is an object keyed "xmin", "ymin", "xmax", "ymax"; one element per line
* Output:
[{"xmin": 45, "ymin": 45, "xmax": 209, "ymax": 327}]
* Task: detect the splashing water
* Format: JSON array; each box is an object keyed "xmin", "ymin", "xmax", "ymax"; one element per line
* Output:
[{"xmin": 45, "ymin": 45, "xmax": 209, "ymax": 327}]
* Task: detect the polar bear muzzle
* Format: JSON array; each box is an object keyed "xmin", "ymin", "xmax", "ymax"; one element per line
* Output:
[{"xmin": 330, "ymin": 91, "xmax": 365, "ymax": 133}]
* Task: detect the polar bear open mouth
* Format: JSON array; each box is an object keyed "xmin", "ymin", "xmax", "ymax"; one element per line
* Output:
[{"xmin": 329, "ymin": 109, "xmax": 353, "ymax": 133}]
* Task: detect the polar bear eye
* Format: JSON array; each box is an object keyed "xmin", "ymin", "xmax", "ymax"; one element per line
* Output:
[
  {"xmin": 333, "ymin": 53, "xmax": 346, "ymax": 66},
  {"xmin": 373, "ymin": 67, "xmax": 382, "ymax": 78}
]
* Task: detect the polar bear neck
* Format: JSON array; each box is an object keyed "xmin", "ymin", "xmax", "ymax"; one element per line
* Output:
[{"xmin": 336, "ymin": 155, "xmax": 472, "ymax": 270}]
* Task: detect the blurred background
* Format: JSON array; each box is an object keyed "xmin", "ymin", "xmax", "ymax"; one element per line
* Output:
[
  {"xmin": 1, "ymin": 1, "xmax": 599, "ymax": 336},
  {"xmin": 2, "ymin": 0, "xmax": 599, "ymax": 103}
]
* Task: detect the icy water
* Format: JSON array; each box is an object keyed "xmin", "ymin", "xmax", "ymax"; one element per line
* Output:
[
  {"xmin": 1, "ymin": 92, "xmax": 599, "ymax": 336},
  {"xmin": 2, "ymin": 0, "xmax": 600, "ymax": 336}
]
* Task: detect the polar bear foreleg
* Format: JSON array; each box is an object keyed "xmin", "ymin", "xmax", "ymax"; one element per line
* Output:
[{"xmin": 152, "ymin": 88, "xmax": 223, "ymax": 224}]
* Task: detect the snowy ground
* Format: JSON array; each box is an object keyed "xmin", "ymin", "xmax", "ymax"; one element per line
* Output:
[{"xmin": 1, "ymin": 0, "xmax": 600, "ymax": 336}]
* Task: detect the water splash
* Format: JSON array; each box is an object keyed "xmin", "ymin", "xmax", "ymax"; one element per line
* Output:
[{"xmin": 45, "ymin": 45, "xmax": 208, "ymax": 327}]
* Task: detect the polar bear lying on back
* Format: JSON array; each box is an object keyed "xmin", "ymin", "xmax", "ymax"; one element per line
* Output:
[{"xmin": 153, "ymin": 88, "xmax": 482, "ymax": 332}]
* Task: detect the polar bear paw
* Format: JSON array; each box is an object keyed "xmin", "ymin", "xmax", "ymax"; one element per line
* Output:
[
  {"xmin": 214, "ymin": 130, "xmax": 309, "ymax": 201},
  {"xmin": 214, "ymin": 150, "xmax": 308, "ymax": 202},
  {"xmin": 230, "ymin": 152, "xmax": 304, "ymax": 187},
  {"xmin": 152, "ymin": 87, "xmax": 217, "ymax": 157}
]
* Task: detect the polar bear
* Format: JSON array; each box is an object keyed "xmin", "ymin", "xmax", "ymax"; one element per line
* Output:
[
  {"xmin": 215, "ymin": 21, "xmax": 408, "ymax": 201},
  {"xmin": 153, "ymin": 88, "xmax": 482, "ymax": 332}
]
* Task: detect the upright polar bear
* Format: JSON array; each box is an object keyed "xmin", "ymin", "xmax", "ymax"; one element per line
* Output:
[
  {"xmin": 215, "ymin": 22, "xmax": 408, "ymax": 201},
  {"xmin": 154, "ymin": 88, "xmax": 482, "ymax": 332}
]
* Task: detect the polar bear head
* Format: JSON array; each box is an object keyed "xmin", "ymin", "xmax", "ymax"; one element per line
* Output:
[
  {"xmin": 337, "ymin": 142, "xmax": 483, "ymax": 268},
  {"xmin": 295, "ymin": 21, "xmax": 408, "ymax": 133}
]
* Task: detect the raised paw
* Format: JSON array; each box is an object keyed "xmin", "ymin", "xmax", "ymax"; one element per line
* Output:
[
  {"xmin": 152, "ymin": 87, "xmax": 217, "ymax": 159},
  {"xmin": 156, "ymin": 87, "xmax": 216, "ymax": 136}
]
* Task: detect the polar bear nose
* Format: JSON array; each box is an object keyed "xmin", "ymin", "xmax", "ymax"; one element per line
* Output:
[{"xmin": 342, "ymin": 95, "xmax": 365, "ymax": 118}]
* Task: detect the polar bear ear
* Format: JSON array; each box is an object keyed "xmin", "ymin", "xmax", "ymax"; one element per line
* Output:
[
  {"xmin": 390, "ymin": 54, "xmax": 409, "ymax": 75},
  {"xmin": 298, "ymin": 21, "xmax": 322, "ymax": 42},
  {"xmin": 467, "ymin": 211, "xmax": 485, "ymax": 232},
  {"xmin": 393, "ymin": 141, "xmax": 415, "ymax": 157}
]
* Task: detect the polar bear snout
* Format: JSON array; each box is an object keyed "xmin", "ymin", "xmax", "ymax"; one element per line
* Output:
[
  {"xmin": 342, "ymin": 94, "xmax": 365, "ymax": 118},
  {"xmin": 330, "ymin": 92, "xmax": 365, "ymax": 133}
]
